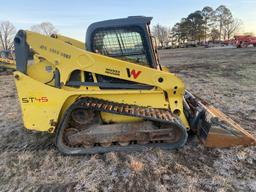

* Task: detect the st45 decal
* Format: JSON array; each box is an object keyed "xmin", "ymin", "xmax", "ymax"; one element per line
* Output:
[
  {"xmin": 126, "ymin": 68, "xmax": 142, "ymax": 79},
  {"xmin": 22, "ymin": 97, "xmax": 48, "ymax": 103}
]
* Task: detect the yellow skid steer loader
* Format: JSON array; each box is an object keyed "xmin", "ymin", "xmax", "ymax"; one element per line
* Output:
[
  {"xmin": 0, "ymin": 50, "xmax": 16, "ymax": 72},
  {"xmin": 13, "ymin": 16, "xmax": 256, "ymax": 155}
]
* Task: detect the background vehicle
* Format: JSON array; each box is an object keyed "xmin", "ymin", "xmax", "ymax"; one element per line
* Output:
[
  {"xmin": 234, "ymin": 35, "xmax": 256, "ymax": 48},
  {"xmin": 0, "ymin": 50, "xmax": 16, "ymax": 72}
]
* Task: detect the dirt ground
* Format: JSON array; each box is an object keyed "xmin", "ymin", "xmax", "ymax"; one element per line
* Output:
[{"xmin": 0, "ymin": 47, "xmax": 255, "ymax": 192}]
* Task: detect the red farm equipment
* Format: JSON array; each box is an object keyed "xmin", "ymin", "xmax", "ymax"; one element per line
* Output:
[{"xmin": 234, "ymin": 35, "xmax": 256, "ymax": 48}]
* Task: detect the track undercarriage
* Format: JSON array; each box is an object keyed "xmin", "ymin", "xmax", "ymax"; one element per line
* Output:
[{"xmin": 56, "ymin": 97, "xmax": 188, "ymax": 155}]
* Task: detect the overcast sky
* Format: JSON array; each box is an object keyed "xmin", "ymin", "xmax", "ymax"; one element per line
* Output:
[{"xmin": 1, "ymin": 0, "xmax": 255, "ymax": 40}]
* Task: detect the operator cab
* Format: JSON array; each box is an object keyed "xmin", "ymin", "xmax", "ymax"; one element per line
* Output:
[
  {"xmin": 86, "ymin": 16, "xmax": 158, "ymax": 89},
  {"xmin": 86, "ymin": 16, "xmax": 158, "ymax": 67}
]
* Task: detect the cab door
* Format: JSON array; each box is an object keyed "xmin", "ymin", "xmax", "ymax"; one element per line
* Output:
[{"xmin": 90, "ymin": 27, "xmax": 153, "ymax": 89}]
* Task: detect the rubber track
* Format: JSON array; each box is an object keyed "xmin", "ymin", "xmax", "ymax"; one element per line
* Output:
[{"xmin": 56, "ymin": 97, "xmax": 188, "ymax": 155}]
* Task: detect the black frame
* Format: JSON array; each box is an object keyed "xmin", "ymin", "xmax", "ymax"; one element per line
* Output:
[
  {"xmin": 14, "ymin": 30, "xmax": 29, "ymax": 74},
  {"xmin": 86, "ymin": 16, "xmax": 157, "ymax": 68},
  {"xmin": 91, "ymin": 26, "xmax": 149, "ymax": 65}
]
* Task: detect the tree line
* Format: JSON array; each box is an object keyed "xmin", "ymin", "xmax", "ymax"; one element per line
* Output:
[
  {"xmin": 0, "ymin": 21, "xmax": 57, "ymax": 51},
  {"xmin": 0, "ymin": 5, "xmax": 242, "ymax": 50},
  {"xmin": 153, "ymin": 5, "xmax": 242, "ymax": 47}
]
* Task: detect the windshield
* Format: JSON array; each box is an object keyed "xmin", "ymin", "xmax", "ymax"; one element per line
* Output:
[{"xmin": 92, "ymin": 28, "xmax": 149, "ymax": 66}]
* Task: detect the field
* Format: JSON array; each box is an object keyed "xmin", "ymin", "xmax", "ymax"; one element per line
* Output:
[{"xmin": 0, "ymin": 47, "xmax": 256, "ymax": 192}]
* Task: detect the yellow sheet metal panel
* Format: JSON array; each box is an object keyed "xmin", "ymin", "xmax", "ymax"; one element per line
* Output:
[
  {"xmin": 27, "ymin": 58, "xmax": 55, "ymax": 85},
  {"xmin": 51, "ymin": 34, "xmax": 85, "ymax": 50},
  {"xmin": 0, "ymin": 58, "xmax": 15, "ymax": 65},
  {"xmin": 100, "ymin": 112, "xmax": 142, "ymax": 123},
  {"xmin": 14, "ymin": 72, "xmax": 71, "ymax": 132},
  {"xmin": 88, "ymin": 92, "xmax": 168, "ymax": 108},
  {"xmin": 0, "ymin": 57, "xmax": 16, "ymax": 69}
]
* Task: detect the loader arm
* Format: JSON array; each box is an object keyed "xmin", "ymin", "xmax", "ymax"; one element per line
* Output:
[
  {"xmin": 51, "ymin": 33, "xmax": 85, "ymax": 50},
  {"xmin": 14, "ymin": 30, "xmax": 189, "ymax": 128},
  {"xmin": 15, "ymin": 31, "xmax": 183, "ymax": 90}
]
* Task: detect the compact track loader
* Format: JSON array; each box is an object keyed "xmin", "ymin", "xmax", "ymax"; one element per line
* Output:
[
  {"xmin": 0, "ymin": 50, "xmax": 16, "ymax": 72},
  {"xmin": 13, "ymin": 16, "xmax": 256, "ymax": 155}
]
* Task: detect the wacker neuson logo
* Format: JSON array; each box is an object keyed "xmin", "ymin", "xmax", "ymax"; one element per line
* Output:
[{"xmin": 126, "ymin": 68, "xmax": 142, "ymax": 79}]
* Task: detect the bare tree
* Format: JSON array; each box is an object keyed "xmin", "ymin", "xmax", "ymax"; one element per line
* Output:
[
  {"xmin": 187, "ymin": 11, "xmax": 205, "ymax": 42},
  {"xmin": 0, "ymin": 21, "xmax": 16, "ymax": 50},
  {"xmin": 202, "ymin": 6, "xmax": 214, "ymax": 42},
  {"xmin": 172, "ymin": 18, "xmax": 191, "ymax": 44},
  {"xmin": 30, "ymin": 22, "xmax": 57, "ymax": 36},
  {"xmin": 171, "ymin": 23, "xmax": 181, "ymax": 45},
  {"xmin": 224, "ymin": 18, "xmax": 242, "ymax": 40},
  {"xmin": 215, "ymin": 5, "xmax": 233, "ymax": 40},
  {"xmin": 152, "ymin": 24, "xmax": 169, "ymax": 48},
  {"xmin": 210, "ymin": 28, "xmax": 220, "ymax": 42}
]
